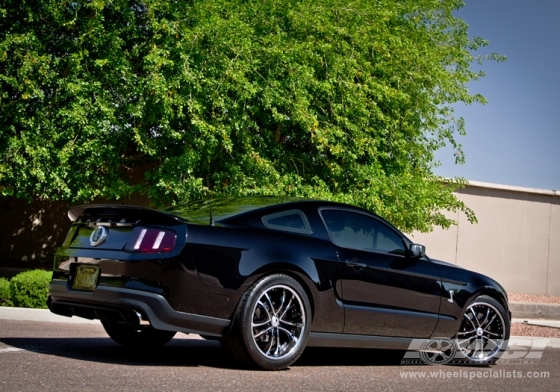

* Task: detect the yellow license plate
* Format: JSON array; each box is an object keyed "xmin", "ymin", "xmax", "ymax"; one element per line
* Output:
[{"xmin": 72, "ymin": 265, "xmax": 100, "ymax": 291}]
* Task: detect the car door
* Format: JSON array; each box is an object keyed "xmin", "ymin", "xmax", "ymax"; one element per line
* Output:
[{"xmin": 320, "ymin": 208, "xmax": 442, "ymax": 338}]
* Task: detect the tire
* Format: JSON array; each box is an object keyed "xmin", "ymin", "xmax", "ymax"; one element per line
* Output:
[
  {"xmin": 101, "ymin": 321, "xmax": 176, "ymax": 348},
  {"xmin": 454, "ymin": 295, "xmax": 510, "ymax": 364},
  {"xmin": 222, "ymin": 274, "xmax": 312, "ymax": 370}
]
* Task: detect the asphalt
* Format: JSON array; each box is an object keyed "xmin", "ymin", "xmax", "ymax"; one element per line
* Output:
[{"xmin": 2, "ymin": 319, "xmax": 559, "ymax": 392}]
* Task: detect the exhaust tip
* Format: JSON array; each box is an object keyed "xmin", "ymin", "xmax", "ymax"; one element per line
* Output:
[{"xmin": 130, "ymin": 309, "xmax": 150, "ymax": 326}]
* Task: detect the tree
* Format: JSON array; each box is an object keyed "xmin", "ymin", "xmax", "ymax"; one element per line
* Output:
[{"xmin": 0, "ymin": 0, "xmax": 502, "ymax": 232}]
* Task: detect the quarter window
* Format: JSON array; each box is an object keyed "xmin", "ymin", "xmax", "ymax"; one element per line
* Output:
[
  {"xmin": 262, "ymin": 210, "xmax": 312, "ymax": 235},
  {"xmin": 320, "ymin": 209, "xmax": 405, "ymax": 255}
]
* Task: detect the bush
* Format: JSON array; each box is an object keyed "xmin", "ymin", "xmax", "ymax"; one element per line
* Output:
[
  {"xmin": 9, "ymin": 270, "xmax": 52, "ymax": 309},
  {"xmin": 0, "ymin": 277, "xmax": 12, "ymax": 306}
]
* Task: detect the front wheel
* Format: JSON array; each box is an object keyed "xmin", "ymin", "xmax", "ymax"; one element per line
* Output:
[
  {"xmin": 222, "ymin": 274, "xmax": 311, "ymax": 370},
  {"xmin": 454, "ymin": 295, "xmax": 510, "ymax": 364},
  {"xmin": 102, "ymin": 321, "xmax": 176, "ymax": 348}
]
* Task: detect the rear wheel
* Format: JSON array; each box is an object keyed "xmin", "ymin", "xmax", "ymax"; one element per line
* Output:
[
  {"xmin": 454, "ymin": 295, "xmax": 510, "ymax": 364},
  {"xmin": 102, "ymin": 321, "xmax": 176, "ymax": 348},
  {"xmin": 222, "ymin": 274, "xmax": 311, "ymax": 370}
]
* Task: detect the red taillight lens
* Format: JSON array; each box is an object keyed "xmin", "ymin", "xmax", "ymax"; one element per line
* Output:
[{"xmin": 125, "ymin": 227, "xmax": 177, "ymax": 253}]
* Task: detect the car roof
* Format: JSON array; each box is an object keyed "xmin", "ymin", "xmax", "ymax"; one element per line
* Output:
[
  {"xmin": 164, "ymin": 196, "xmax": 308, "ymax": 224},
  {"xmin": 165, "ymin": 196, "xmax": 393, "ymax": 228}
]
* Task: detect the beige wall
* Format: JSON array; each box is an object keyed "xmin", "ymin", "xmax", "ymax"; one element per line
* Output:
[
  {"xmin": 412, "ymin": 181, "xmax": 560, "ymax": 296},
  {"xmin": 548, "ymin": 198, "xmax": 560, "ymax": 296}
]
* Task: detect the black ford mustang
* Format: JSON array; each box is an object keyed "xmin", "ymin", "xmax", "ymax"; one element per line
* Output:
[{"xmin": 48, "ymin": 197, "xmax": 510, "ymax": 369}]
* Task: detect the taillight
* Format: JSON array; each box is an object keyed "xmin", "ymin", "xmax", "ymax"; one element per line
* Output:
[{"xmin": 125, "ymin": 227, "xmax": 177, "ymax": 253}]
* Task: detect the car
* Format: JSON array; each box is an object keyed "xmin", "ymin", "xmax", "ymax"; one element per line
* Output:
[{"xmin": 48, "ymin": 197, "xmax": 511, "ymax": 370}]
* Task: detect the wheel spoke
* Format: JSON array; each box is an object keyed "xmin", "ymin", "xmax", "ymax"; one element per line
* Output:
[
  {"xmin": 274, "ymin": 329, "xmax": 280, "ymax": 356},
  {"xmin": 265, "ymin": 335, "xmax": 275, "ymax": 355},
  {"xmin": 254, "ymin": 326, "xmax": 273, "ymax": 339},
  {"xmin": 279, "ymin": 290, "xmax": 286, "ymax": 313},
  {"xmin": 277, "ymin": 326, "xmax": 295, "ymax": 340},
  {"xmin": 470, "ymin": 308, "xmax": 481, "ymax": 327},
  {"xmin": 480, "ymin": 307, "xmax": 491, "ymax": 328},
  {"xmin": 279, "ymin": 319, "xmax": 304, "ymax": 328},
  {"xmin": 252, "ymin": 319, "xmax": 271, "ymax": 328},
  {"xmin": 473, "ymin": 338, "xmax": 482, "ymax": 358},
  {"xmin": 483, "ymin": 315, "xmax": 497, "ymax": 331},
  {"xmin": 257, "ymin": 300, "xmax": 271, "ymax": 318},
  {"xmin": 264, "ymin": 292, "xmax": 277, "ymax": 315},
  {"xmin": 458, "ymin": 337, "xmax": 476, "ymax": 346},
  {"xmin": 279, "ymin": 297, "xmax": 293, "ymax": 320},
  {"xmin": 482, "ymin": 336, "xmax": 501, "ymax": 348},
  {"xmin": 465, "ymin": 313, "xmax": 477, "ymax": 330}
]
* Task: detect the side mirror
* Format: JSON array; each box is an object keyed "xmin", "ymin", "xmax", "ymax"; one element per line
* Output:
[{"xmin": 410, "ymin": 243, "xmax": 426, "ymax": 258}]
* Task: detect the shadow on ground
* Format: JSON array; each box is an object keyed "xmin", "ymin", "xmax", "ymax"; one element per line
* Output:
[{"xmin": 0, "ymin": 336, "xmax": 406, "ymax": 369}]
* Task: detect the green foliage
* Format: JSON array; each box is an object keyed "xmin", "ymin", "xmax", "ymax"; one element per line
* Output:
[
  {"xmin": 0, "ymin": 277, "xmax": 12, "ymax": 306},
  {"xmin": 9, "ymin": 270, "xmax": 52, "ymax": 309},
  {"xmin": 0, "ymin": 0, "xmax": 502, "ymax": 232}
]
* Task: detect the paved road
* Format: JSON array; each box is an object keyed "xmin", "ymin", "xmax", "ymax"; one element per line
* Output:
[{"xmin": 1, "ymin": 319, "xmax": 559, "ymax": 391}]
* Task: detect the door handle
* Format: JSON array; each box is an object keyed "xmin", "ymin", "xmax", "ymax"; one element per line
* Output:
[{"xmin": 346, "ymin": 259, "xmax": 366, "ymax": 269}]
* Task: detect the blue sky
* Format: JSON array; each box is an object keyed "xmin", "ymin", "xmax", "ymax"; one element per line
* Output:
[{"xmin": 434, "ymin": 0, "xmax": 560, "ymax": 191}]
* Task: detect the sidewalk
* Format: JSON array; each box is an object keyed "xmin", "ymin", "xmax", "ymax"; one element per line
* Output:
[{"xmin": 0, "ymin": 307, "xmax": 98, "ymax": 324}]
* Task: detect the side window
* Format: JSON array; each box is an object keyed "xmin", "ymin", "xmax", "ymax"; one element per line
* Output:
[
  {"xmin": 262, "ymin": 210, "xmax": 312, "ymax": 235},
  {"xmin": 320, "ymin": 209, "xmax": 405, "ymax": 255}
]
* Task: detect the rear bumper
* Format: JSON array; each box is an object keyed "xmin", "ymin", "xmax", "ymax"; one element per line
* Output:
[{"xmin": 48, "ymin": 280, "xmax": 230, "ymax": 337}]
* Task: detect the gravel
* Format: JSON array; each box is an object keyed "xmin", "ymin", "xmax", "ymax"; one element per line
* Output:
[
  {"xmin": 511, "ymin": 322, "xmax": 560, "ymax": 339},
  {"xmin": 508, "ymin": 294, "xmax": 560, "ymax": 338},
  {"xmin": 506, "ymin": 293, "xmax": 560, "ymax": 338},
  {"xmin": 509, "ymin": 293, "xmax": 560, "ymax": 304}
]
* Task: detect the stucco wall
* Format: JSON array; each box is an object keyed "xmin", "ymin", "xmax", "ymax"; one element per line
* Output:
[{"xmin": 412, "ymin": 181, "xmax": 560, "ymax": 296}]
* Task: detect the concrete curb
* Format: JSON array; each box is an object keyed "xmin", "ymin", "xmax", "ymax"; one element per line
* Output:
[
  {"xmin": 512, "ymin": 318, "xmax": 560, "ymax": 329},
  {"xmin": 510, "ymin": 302, "xmax": 560, "ymax": 320}
]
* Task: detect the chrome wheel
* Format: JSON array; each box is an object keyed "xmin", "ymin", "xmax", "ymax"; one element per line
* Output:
[
  {"xmin": 251, "ymin": 284, "xmax": 306, "ymax": 360},
  {"xmin": 455, "ymin": 298, "xmax": 507, "ymax": 363}
]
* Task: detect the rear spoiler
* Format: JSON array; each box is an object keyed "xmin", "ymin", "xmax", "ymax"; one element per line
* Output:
[{"xmin": 68, "ymin": 204, "xmax": 185, "ymax": 226}]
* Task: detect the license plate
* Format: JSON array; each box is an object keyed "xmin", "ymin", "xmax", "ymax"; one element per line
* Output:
[{"xmin": 72, "ymin": 265, "xmax": 100, "ymax": 291}]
